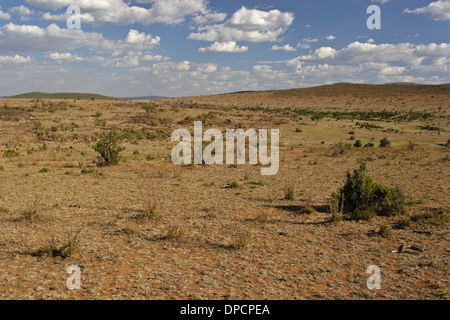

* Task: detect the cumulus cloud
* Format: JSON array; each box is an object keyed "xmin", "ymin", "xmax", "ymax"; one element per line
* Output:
[
  {"xmin": 188, "ymin": 6, "xmax": 294, "ymax": 42},
  {"xmin": 27, "ymin": 0, "xmax": 211, "ymax": 25},
  {"xmin": 404, "ymin": 0, "xmax": 450, "ymax": 21},
  {"xmin": 9, "ymin": 5, "xmax": 35, "ymax": 17},
  {"xmin": 0, "ymin": 6, "xmax": 11, "ymax": 20},
  {"xmin": 0, "ymin": 23, "xmax": 159, "ymax": 55},
  {"xmin": 271, "ymin": 44, "xmax": 296, "ymax": 52},
  {"xmin": 326, "ymin": 35, "xmax": 336, "ymax": 41},
  {"xmin": 0, "ymin": 54, "xmax": 32, "ymax": 65},
  {"xmin": 287, "ymin": 42, "xmax": 450, "ymax": 67},
  {"xmin": 199, "ymin": 41, "xmax": 248, "ymax": 53}
]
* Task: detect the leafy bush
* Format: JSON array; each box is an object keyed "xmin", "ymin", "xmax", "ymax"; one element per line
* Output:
[
  {"xmin": 380, "ymin": 137, "xmax": 391, "ymax": 148},
  {"xmin": 333, "ymin": 163, "xmax": 406, "ymax": 221},
  {"xmin": 93, "ymin": 131, "xmax": 125, "ymax": 166},
  {"xmin": 354, "ymin": 140, "xmax": 363, "ymax": 148}
]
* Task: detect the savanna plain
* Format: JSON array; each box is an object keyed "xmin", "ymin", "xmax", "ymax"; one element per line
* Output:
[{"xmin": 0, "ymin": 84, "xmax": 448, "ymax": 300}]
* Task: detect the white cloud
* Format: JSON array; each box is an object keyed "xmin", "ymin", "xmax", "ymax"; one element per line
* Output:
[
  {"xmin": 303, "ymin": 37, "xmax": 319, "ymax": 43},
  {"xmin": 28, "ymin": 0, "xmax": 211, "ymax": 25},
  {"xmin": 9, "ymin": 5, "xmax": 35, "ymax": 16},
  {"xmin": 404, "ymin": 0, "xmax": 450, "ymax": 21},
  {"xmin": 326, "ymin": 35, "xmax": 336, "ymax": 41},
  {"xmin": 297, "ymin": 43, "xmax": 311, "ymax": 50},
  {"xmin": 0, "ymin": 6, "xmax": 11, "ymax": 20},
  {"xmin": 141, "ymin": 54, "xmax": 170, "ymax": 62},
  {"xmin": 0, "ymin": 23, "xmax": 159, "ymax": 55},
  {"xmin": 372, "ymin": 0, "xmax": 390, "ymax": 4},
  {"xmin": 271, "ymin": 44, "xmax": 296, "ymax": 52},
  {"xmin": 48, "ymin": 52, "xmax": 84, "ymax": 61},
  {"xmin": 199, "ymin": 41, "xmax": 248, "ymax": 53},
  {"xmin": 0, "ymin": 54, "xmax": 32, "ymax": 65},
  {"xmin": 188, "ymin": 6, "xmax": 294, "ymax": 43},
  {"xmin": 288, "ymin": 42, "xmax": 450, "ymax": 67}
]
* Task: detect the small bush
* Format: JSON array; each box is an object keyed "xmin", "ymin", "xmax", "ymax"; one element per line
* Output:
[
  {"xmin": 20, "ymin": 198, "xmax": 43, "ymax": 222},
  {"xmin": 231, "ymin": 228, "xmax": 253, "ymax": 250},
  {"xmin": 380, "ymin": 137, "xmax": 391, "ymax": 148},
  {"xmin": 394, "ymin": 219, "xmax": 413, "ymax": 229},
  {"xmin": 330, "ymin": 142, "xmax": 352, "ymax": 156},
  {"xmin": 39, "ymin": 167, "xmax": 49, "ymax": 173},
  {"xmin": 407, "ymin": 141, "xmax": 418, "ymax": 150},
  {"xmin": 364, "ymin": 143, "xmax": 375, "ymax": 148},
  {"xmin": 229, "ymin": 181, "xmax": 241, "ymax": 189},
  {"xmin": 333, "ymin": 163, "xmax": 406, "ymax": 221},
  {"xmin": 36, "ymin": 232, "xmax": 80, "ymax": 259},
  {"xmin": 330, "ymin": 192, "xmax": 344, "ymax": 222},
  {"xmin": 3, "ymin": 150, "xmax": 19, "ymax": 158},
  {"xmin": 354, "ymin": 140, "xmax": 363, "ymax": 148},
  {"xmin": 284, "ymin": 186, "xmax": 295, "ymax": 201},
  {"xmin": 93, "ymin": 131, "xmax": 125, "ymax": 166},
  {"xmin": 378, "ymin": 224, "xmax": 392, "ymax": 237},
  {"xmin": 163, "ymin": 225, "xmax": 184, "ymax": 241},
  {"xmin": 411, "ymin": 209, "xmax": 449, "ymax": 226}
]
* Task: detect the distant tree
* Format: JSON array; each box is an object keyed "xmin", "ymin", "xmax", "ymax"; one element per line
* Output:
[{"xmin": 311, "ymin": 114, "xmax": 325, "ymax": 125}]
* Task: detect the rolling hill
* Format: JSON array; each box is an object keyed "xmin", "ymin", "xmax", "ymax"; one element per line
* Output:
[{"xmin": 8, "ymin": 92, "xmax": 118, "ymax": 100}]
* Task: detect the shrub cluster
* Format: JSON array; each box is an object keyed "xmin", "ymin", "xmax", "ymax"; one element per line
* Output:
[{"xmin": 332, "ymin": 163, "xmax": 406, "ymax": 221}]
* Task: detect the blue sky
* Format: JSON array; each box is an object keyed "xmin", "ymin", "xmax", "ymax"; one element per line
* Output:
[{"xmin": 0, "ymin": 0, "xmax": 449, "ymax": 97}]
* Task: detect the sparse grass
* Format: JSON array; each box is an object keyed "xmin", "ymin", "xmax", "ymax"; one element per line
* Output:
[
  {"xmin": 162, "ymin": 225, "xmax": 184, "ymax": 241},
  {"xmin": 230, "ymin": 228, "xmax": 253, "ymax": 250},
  {"xmin": 19, "ymin": 198, "xmax": 43, "ymax": 222},
  {"xmin": 411, "ymin": 209, "xmax": 449, "ymax": 226},
  {"xmin": 330, "ymin": 142, "xmax": 352, "ymax": 156},
  {"xmin": 3, "ymin": 150, "xmax": 19, "ymax": 158},
  {"xmin": 36, "ymin": 231, "xmax": 81, "ymax": 259},
  {"xmin": 378, "ymin": 224, "xmax": 392, "ymax": 237},
  {"xmin": 229, "ymin": 181, "xmax": 241, "ymax": 189},
  {"xmin": 330, "ymin": 192, "xmax": 344, "ymax": 222},
  {"xmin": 284, "ymin": 185, "xmax": 295, "ymax": 201},
  {"xmin": 394, "ymin": 219, "xmax": 413, "ymax": 229}
]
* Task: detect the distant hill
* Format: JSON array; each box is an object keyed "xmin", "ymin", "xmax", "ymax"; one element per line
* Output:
[
  {"xmin": 122, "ymin": 96, "xmax": 168, "ymax": 100},
  {"xmin": 271, "ymin": 83, "xmax": 450, "ymax": 98},
  {"xmin": 8, "ymin": 92, "xmax": 118, "ymax": 100}
]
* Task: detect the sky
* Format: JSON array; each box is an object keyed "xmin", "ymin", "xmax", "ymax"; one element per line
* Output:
[{"xmin": 0, "ymin": 0, "xmax": 449, "ymax": 97}]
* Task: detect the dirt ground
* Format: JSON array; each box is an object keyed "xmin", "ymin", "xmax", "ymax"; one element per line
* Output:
[{"xmin": 0, "ymin": 84, "xmax": 448, "ymax": 300}]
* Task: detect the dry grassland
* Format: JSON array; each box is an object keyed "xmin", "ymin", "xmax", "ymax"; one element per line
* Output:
[{"xmin": 0, "ymin": 84, "xmax": 449, "ymax": 300}]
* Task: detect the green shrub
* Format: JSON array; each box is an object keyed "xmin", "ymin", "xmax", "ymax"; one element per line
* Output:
[
  {"xmin": 354, "ymin": 140, "xmax": 363, "ymax": 148},
  {"xmin": 3, "ymin": 150, "xmax": 19, "ymax": 158},
  {"xmin": 333, "ymin": 163, "xmax": 406, "ymax": 221},
  {"xmin": 39, "ymin": 167, "xmax": 49, "ymax": 173},
  {"xmin": 142, "ymin": 105, "xmax": 156, "ymax": 113},
  {"xmin": 364, "ymin": 143, "xmax": 375, "ymax": 148},
  {"xmin": 93, "ymin": 131, "xmax": 125, "ymax": 166},
  {"xmin": 380, "ymin": 137, "xmax": 391, "ymax": 148}
]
